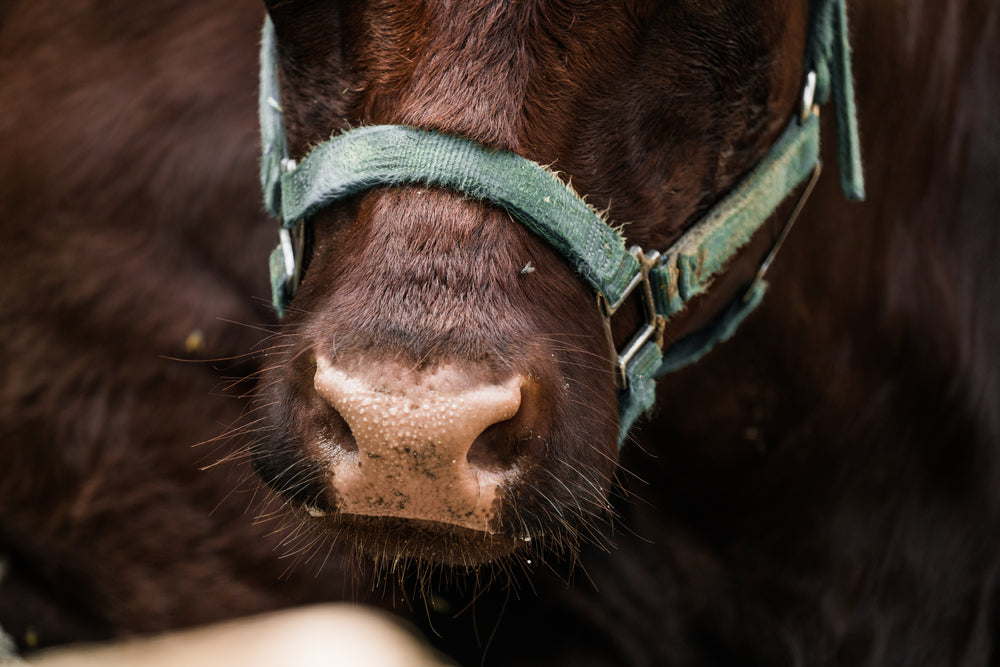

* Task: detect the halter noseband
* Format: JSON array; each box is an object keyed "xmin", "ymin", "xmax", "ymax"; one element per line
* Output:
[{"xmin": 259, "ymin": 0, "xmax": 865, "ymax": 446}]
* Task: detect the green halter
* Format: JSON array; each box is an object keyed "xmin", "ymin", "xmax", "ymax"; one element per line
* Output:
[{"xmin": 259, "ymin": 1, "xmax": 865, "ymax": 446}]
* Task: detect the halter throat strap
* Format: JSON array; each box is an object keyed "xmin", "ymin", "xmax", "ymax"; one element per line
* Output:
[{"xmin": 259, "ymin": 1, "xmax": 864, "ymax": 446}]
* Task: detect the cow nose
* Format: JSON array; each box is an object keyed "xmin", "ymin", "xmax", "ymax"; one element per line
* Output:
[{"xmin": 312, "ymin": 356, "xmax": 525, "ymax": 532}]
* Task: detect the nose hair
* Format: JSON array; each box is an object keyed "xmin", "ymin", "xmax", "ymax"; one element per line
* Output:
[{"xmin": 313, "ymin": 356, "xmax": 524, "ymax": 531}]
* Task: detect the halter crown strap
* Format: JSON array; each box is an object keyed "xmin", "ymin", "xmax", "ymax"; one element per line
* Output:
[
  {"xmin": 809, "ymin": 0, "xmax": 865, "ymax": 200},
  {"xmin": 259, "ymin": 19, "xmax": 286, "ymax": 220},
  {"xmin": 259, "ymin": 0, "xmax": 865, "ymax": 445}
]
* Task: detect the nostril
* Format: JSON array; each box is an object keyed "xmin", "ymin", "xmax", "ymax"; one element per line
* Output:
[
  {"xmin": 466, "ymin": 416, "xmax": 522, "ymax": 472},
  {"xmin": 315, "ymin": 398, "xmax": 358, "ymax": 454},
  {"xmin": 467, "ymin": 376, "xmax": 548, "ymax": 473}
]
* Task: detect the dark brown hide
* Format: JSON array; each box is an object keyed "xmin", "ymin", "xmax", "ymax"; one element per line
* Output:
[
  {"xmin": 0, "ymin": 0, "xmax": 998, "ymax": 665},
  {"xmin": 0, "ymin": 0, "xmax": 372, "ymax": 650}
]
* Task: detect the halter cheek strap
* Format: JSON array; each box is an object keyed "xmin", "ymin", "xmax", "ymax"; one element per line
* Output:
[{"xmin": 259, "ymin": 0, "xmax": 864, "ymax": 446}]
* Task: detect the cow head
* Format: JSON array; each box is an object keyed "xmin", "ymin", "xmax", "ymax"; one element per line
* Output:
[{"xmin": 252, "ymin": 0, "xmax": 810, "ymax": 568}]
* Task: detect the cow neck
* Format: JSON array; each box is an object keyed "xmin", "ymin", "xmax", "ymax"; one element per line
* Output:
[{"xmin": 258, "ymin": 0, "xmax": 865, "ymax": 446}]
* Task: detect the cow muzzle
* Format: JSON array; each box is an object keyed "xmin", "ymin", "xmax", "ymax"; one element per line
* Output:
[{"xmin": 312, "ymin": 356, "xmax": 533, "ymax": 532}]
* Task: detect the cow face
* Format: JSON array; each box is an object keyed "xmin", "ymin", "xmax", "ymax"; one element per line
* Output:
[{"xmin": 252, "ymin": 0, "xmax": 809, "ymax": 568}]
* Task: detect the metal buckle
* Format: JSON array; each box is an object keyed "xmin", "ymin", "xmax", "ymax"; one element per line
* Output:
[
  {"xmin": 801, "ymin": 70, "xmax": 820, "ymax": 122},
  {"xmin": 278, "ymin": 219, "xmax": 306, "ymax": 296},
  {"xmin": 599, "ymin": 247, "xmax": 666, "ymax": 390}
]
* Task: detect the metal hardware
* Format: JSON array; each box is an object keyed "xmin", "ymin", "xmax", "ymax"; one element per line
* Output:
[
  {"xmin": 278, "ymin": 219, "xmax": 306, "ymax": 296},
  {"xmin": 744, "ymin": 160, "xmax": 823, "ymax": 301},
  {"xmin": 801, "ymin": 70, "xmax": 819, "ymax": 122},
  {"xmin": 599, "ymin": 247, "xmax": 666, "ymax": 390}
]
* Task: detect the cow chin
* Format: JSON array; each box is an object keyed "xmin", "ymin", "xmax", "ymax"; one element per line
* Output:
[{"xmin": 301, "ymin": 512, "xmax": 525, "ymax": 568}]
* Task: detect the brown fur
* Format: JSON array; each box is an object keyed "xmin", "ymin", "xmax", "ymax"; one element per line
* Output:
[{"xmin": 0, "ymin": 0, "xmax": 370, "ymax": 648}]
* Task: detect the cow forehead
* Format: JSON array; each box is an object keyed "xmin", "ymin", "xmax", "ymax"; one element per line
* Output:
[{"xmin": 269, "ymin": 1, "xmax": 807, "ymax": 156}]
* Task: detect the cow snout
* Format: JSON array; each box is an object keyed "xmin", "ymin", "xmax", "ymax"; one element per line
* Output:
[{"xmin": 312, "ymin": 356, "xmax": 533, "ymax": 532}]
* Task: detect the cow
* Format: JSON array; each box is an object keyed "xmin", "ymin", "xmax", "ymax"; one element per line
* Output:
[{"xmin": 1, "ymin": 0, "xmax": 998, "ymax": 665}]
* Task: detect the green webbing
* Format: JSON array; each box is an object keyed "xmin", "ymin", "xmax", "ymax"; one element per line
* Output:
[
  {"xmin": 280, "ymin": 125, "xmax": 640, "ymax": 306},
  {"xmin": 809, "ymin": 0, "xmax": 865, "ymax": 200},
  {"xmin": 651, "ymin": 113, "xmax": 821, "ymax": 318},
  {"xmin": 259, "ymin": 18, "xmax": 286, "ymax": 219},
  {"xmin": 656, "ymin": 279, "xmax": 767, "ymax": 377},
  {"xmin": 618, "ymin": 340, "xmax": 663, "ymax": 445}
]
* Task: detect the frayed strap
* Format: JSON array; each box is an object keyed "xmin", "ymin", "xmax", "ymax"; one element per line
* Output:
[
  {"xmin": 279, "ymin": 125, "xmax": 640, "ymax": 307},
  {"xmin": 810, "ymin": 0, "xmax": 866, "ymax": 200}
]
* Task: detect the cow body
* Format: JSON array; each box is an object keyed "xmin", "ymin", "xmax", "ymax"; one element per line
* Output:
[
  {"xmin": 0, "ymin": 1, "xmax": 367, "ymax": 645},
  {"xmin": 1, "ymin": 1, "xmax": 999, "ymax": 665}
]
